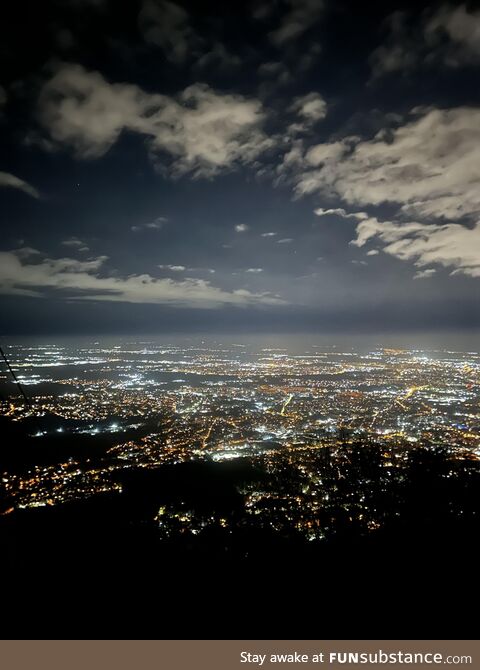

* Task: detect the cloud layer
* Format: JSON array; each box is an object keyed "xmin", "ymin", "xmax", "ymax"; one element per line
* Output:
[
  {"xmin": 279, "ymin": 104, "xmax": 480, "ymax": 279},
  {"xmin": 293, "ymin": 106, "xmax": 480, "ymax": 221},
  {"xmin": 0, "ymin": 250, "xmax": 284, "ymax": 307}
]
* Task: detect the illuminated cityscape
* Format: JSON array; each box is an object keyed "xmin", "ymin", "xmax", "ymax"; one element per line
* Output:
[
  {"xmin": 2, "ymin": 339, "xmax": 478, "ymax": 543},
  {"xmin": 3, "ymin": 0, "xmax": 480, "ymax": 642}
]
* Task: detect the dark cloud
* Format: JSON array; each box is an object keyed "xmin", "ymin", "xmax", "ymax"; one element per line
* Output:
[
  {"xmin": 138, "ymin": 0, "xmax": 202, "ymax": 63},
  {"xmin": 268, "ymin": 0, "xmax": 325, "ymax": 46},
  {"xmin": 370, "ymin": 4, "xmax": 480, "ymax": 79}
]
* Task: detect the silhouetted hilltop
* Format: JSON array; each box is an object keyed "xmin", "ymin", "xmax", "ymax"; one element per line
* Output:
[{"xmin": 1, "ymin": 436, "xmax": 479, "ymax": 639}]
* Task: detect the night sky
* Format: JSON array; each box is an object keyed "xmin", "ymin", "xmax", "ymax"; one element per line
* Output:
[{"xmin": 1, "ymin": 0, "xmax": 479, "ymax": 336}]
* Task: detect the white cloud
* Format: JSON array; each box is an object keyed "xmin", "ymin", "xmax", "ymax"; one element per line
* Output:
[
  {"xmin": 138, "ymin": 0, "xmax": 200, "ymax": 63},
  {"xmin": 0, "ymin": 250, "xmax": 285, "ymax": 307},
  {"xmin": 366, "ymin": 249, "xmax": 379, "ymax": 256},
  {"xmin": 235, "ymin": 224, "xmax": 249, "ymax": 233},
  {"xmin": 277, "ymin": 238, "xmax": 293, "ymax": 244},
  {"xmin": 261, "ymin": 231, "xmax": 277, "ymax": 237},
  {"xmin": 304, "ymin": 139, "xmax": 352, "ymax": 166},
  {"xmin": 352, "ymin": 215, "xmax": 480, "ymax": 278},
  {"xmin": 245, "ymin": 267, "xmax": 263, "ymax": 273},
  {"xmin": 283, "ymin": 104, "xmax": 480, "ymax": 280},
  {"xmin": 14, "ymin": 247, "xmax": 42, "ymax": 259},
  {"xmin": 62, "ymin": 237, "xmax": 88, "ymax": 249},
  {"xmin": 414, "ymin": 268, "xmax": 437, "ymax": 279},
  {"xmin": 314, "ymin": 207, "xmax": 368, "ymax": 220},
  {"xmin": 293, "ymin": 107, "xmax": 480, "ymax": 221},
  {"xmin": 158, "ymin": 264, "xmax": 186, "ymax": 271},
  {"xmin": 38, "ymin": 64, "xmax": 273, "ymax": 178},
  {"xmin": 159, "ymin": 264, "xmax": 216, "ymax": 274},
  {"xmin": 277, "ymin": 142, "xmax": 304, "ymax": 175},
  {"xmin": 131, "ymin": 217, "xmax": 168, "ymax": 232},
  {"xmin": 269, "ymin": 0, "xmax": 324, "ymax": 45},
  {"xmin": 290, "ymin": 92, "xmax": 327, "ymax": 124},
  {"xmin": 0, "ymin": 172, "xmax": 39, "ymax": 198}
]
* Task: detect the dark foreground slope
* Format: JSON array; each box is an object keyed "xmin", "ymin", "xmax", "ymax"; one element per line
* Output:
[{"xmin": 1, "ymin": 438, "xmax": 479, "ymax": 639}]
